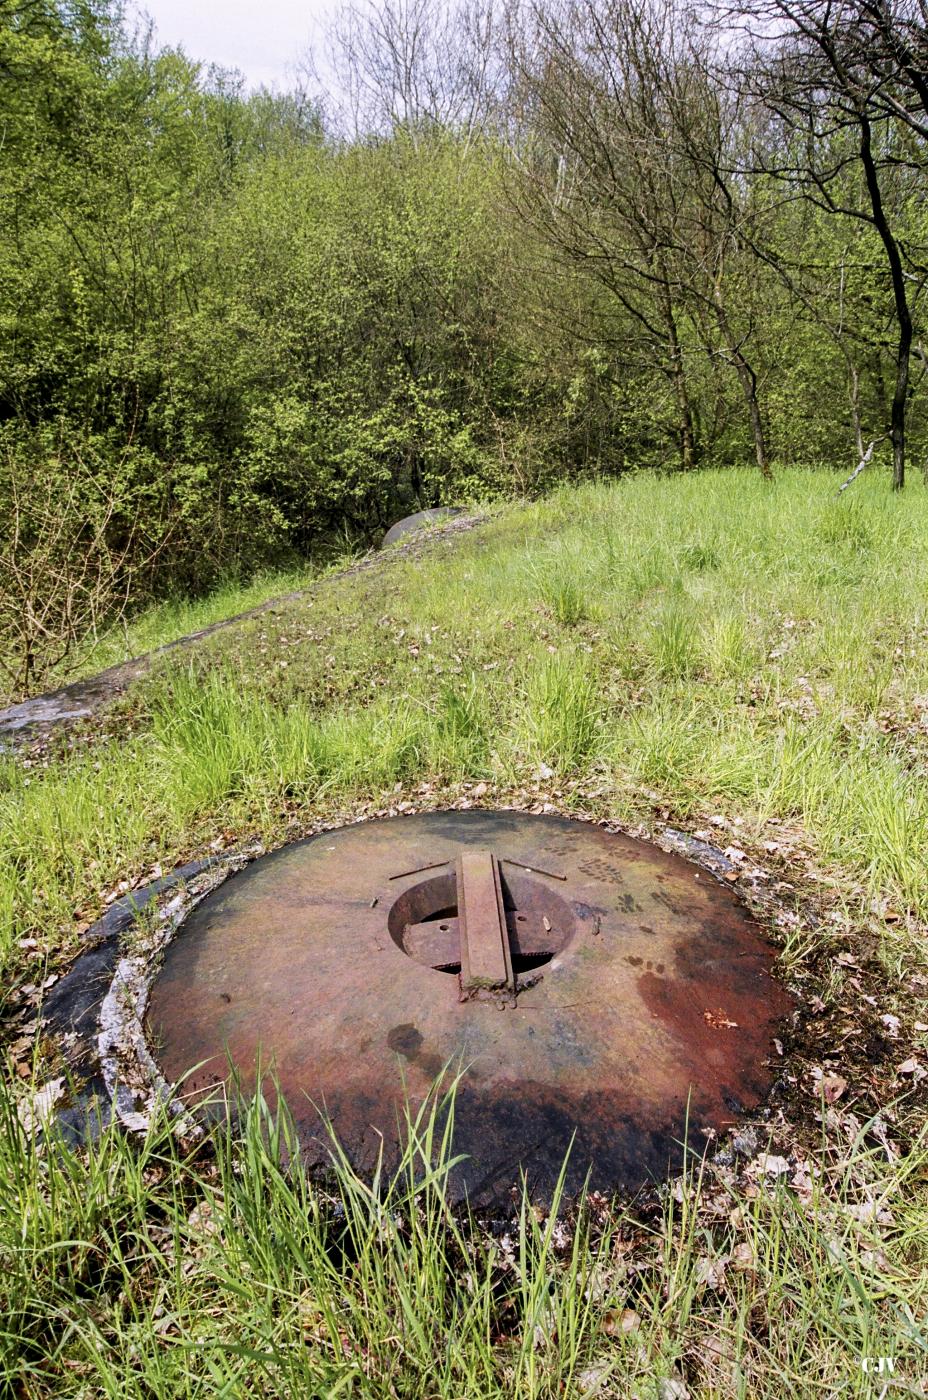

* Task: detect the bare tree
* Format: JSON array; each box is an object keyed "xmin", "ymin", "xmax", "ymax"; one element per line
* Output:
[
  {"xmin": 0, "ymin": 448, "xmax": 161, "ymax": 698},
  {"xmin": 508, "ymin": 0, "xmax": 775, "ymax": 475},
  {"xmin": 837, "ymin": 0, "xmax": 928, "ymax": 139},
  {"xmin": 323, "ymin": 0, "xmax": 507, "ymax": 146},
  {"xmin": 736, "ymin": 0, "xmax": 928, "ymax": 487}
]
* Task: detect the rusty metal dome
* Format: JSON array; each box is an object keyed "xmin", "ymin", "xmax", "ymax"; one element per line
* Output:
[{"xmin": 146, "ymin": 810, "xmax": 792, "ymax": 1203}]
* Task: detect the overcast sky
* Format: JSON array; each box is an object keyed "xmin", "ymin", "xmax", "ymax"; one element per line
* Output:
[{"xmin": 134, "ymin": 0, "xmax": 335, "ymax": 91}]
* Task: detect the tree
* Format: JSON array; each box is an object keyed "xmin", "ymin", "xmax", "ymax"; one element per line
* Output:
[
  {"xmin": 0, "ymin": 439, "xmax": 159, "ymax": 695},
  {"xmin": 509, "ymin": 0, "xmax": 776, "ymax": 475},
  {"xmin": 322, "ymin": 0, "xmax": 503, "ymax": 145},
  {"xmin": 738, "ymin": 0, "xmax": 928, "ymax": 487}
]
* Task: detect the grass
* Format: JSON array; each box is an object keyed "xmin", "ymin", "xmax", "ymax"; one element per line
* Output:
[
  {"xmin": 7, "ymin": 468, "xmax": 928, "ymax": 971},
  {"xmin": 2, "ymin": 1071, "xmax": 926, "ymax": 1396},
  {"xmin": 19, "ymin": 561, "xmax": 325, "ymax": 702},
  {"xmin": 3, "ymin": 466, "xmax": 928, "ymax": 1393}
]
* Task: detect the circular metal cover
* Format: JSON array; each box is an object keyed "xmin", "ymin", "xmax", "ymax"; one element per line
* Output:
[{"xmin": 147, "ymin": 811, "xmax": 792, "ymax": 1202}]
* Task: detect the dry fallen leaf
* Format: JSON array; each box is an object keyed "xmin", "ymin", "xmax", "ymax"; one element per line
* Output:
[
  {"xmin": 790, "ymin": 1161, "xmax": 815, "ymax": 1204},
  {"xmin": 821, "ymin": 1073, "xmax": 848, "ymax": 1103},
  {"xmin": 730, "ymin": 1241, "xmax": 755, "ymax": 1272},
  {"xmin": 577, "ymin": 1362, "xmax": 612, "ymax": 1397},
  {"xmin": 603, "ymin": 1308, "xmax": 640, "ymax": 1337},
  {"xmin": 897, "ymin": 1057, "xmax": 926, "ymax": 1082},
  {"xmin": 695, "ymin": 1254, "xmax": 729, "ymax": 1289},
  {"xmin": 657, "ymin": 1378, "xmax": 690, "ymax": 1400},
  {"xmin": 752, "ymin": 1153, "xmax": 790, "ymax": 1177},
  {"xmin": 17, "ymin": 1078, "xmax": 65, "ymax": 1136},
  {"xmin": 697, "ymin": 1332, "xmax": 740, "ymax": 1384},
  {"xmin": 846, "ymin": 1200, "xmax": 893, "ymax": 1229},
  {"xmin": 187, "ymin": 1199, "xmax": 222, "ymax": 1237}
]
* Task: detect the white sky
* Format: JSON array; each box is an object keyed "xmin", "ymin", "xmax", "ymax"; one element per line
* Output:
[{"xmin": 134, "ymin": 0, "xmax": 336, "ymax": 91}]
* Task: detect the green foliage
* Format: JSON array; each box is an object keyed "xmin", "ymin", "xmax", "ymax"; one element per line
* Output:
[{"xmin": 3, "ymin": 0, "xmax": 928, "ymax": 695}]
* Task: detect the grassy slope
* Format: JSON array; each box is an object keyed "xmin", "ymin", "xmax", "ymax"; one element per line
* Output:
[
  {"xmin": 18, "ymin": 562, "xmax": 324, "ymax": 702},
  {"xmin": 6, "ymin": 469, "xmax": 928, "ymax": 970},
  {"xmin": 3, "ymin": 468, "xmax": 928, "ymax": 1395}
]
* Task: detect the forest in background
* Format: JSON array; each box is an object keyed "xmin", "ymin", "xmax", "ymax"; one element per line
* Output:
[{"xmin": 2, "ymin": 0, "xmax": 927, "ymax": 694}]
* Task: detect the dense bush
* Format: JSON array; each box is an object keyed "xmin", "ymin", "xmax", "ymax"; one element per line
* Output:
[{"xmin": 2, "ymin": 0, "xmax": 927, "ymax": 691}]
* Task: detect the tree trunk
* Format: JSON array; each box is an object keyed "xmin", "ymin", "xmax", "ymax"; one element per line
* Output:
[
  {"xmin": 673, "ymin": 363, "xmax": 697, "ymax": 472},
  {"xmin": 848, "ymin": 360, "xmax": 865, "ymax": 461},
  {"xmin": 858, "ymin": 110, "xmax": 911, "ymax": 489},
  {"xmin": 657, "ymin": 264, "xmax": 694, "ymax": 473},
  {"xmin": 712, "ymin": 287, "xmax": 772, "ymax": 480},
  {"xmin": 890, "ymin": 318, "xmax": 911, "ymax": 491},
  {"xmin": 661, "ymin": 286, "xmax": 696, "ymax": 471}
]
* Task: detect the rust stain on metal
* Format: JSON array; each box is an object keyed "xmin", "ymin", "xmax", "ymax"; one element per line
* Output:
[{"xmin": 146, "ymin": 810, "xmax": 793, "ymax": 1203}]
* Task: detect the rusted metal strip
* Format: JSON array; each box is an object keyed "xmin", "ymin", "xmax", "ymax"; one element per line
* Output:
[
  {"xmin": 388, "ymin": 859, "xmax": 451, "ymax": 881},
  {"xmin": 457, "ymin": 851, "xmax": 513, "ymax": 991},
  {"xmin": 501, "ymin": 859, "xmax": 567, "ymax": 881},
  {"xmin": 404, "ymin": 911, "xmax": 559, "ymax": 969}
]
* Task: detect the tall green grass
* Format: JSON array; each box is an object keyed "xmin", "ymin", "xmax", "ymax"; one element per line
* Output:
[
  {"xmin": 517, "ymin": 653, "xmax": 600, "ymax": 774},
  {"xmin": 5, "ymin": 468, "xmax": 928, "ymax": 977},
  {"xmin": 2, "ymin": 1071, "xmax": 925, "ymax": 1396}
]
